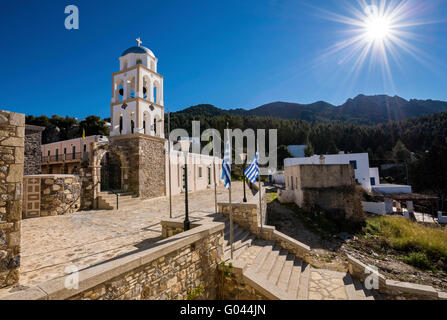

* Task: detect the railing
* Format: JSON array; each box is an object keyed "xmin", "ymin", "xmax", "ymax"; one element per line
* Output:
[
  {"xmin": 108, "ymin": 190, "xmax": 120, "ymax": 210},
  {"xmin": 41, "ymin": 152, "xmax": 87, "ymax": 163}
]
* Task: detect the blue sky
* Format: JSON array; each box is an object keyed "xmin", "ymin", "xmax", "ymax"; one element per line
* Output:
[{"xmin": 1, "ymin": 0, "xmax": 446, "ymax": 119}]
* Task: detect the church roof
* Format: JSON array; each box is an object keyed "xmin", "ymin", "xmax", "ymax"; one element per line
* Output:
[{"xmin": 120, "ymin": 46, "xmax": 155, "ymax": 58}]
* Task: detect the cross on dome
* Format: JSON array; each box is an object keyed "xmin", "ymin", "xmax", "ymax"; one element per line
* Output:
[{"xmin": 136, "ymin": 37, "xmax": 142, "ymax": 47}]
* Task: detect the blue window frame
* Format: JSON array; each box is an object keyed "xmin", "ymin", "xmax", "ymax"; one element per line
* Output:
[
  {"xmin": 370, "ymin": 177, "xmax": 376, "ymax": 186},
  {"xmin": 349, "ymin": 160, "xmax": 357, "ymax": 170}
]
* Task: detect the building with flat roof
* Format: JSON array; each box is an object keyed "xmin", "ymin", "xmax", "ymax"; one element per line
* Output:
[{"xmin": 41, "ymin": 135, "xmax": 108, "ymax": 174}]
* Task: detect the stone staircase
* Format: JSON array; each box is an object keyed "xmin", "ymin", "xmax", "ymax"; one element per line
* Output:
[
  {"xmin": 219, "ymin": 219, "xmax": 378, "ymax": 300},
  {"xmin": 97, "ymin": 191, "xmax": 140, "ymax": 210}
]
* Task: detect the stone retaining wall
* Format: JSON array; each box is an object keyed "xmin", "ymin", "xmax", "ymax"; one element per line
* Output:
[
  {"xmin": 0, "ymin": 110, "xmax": 24, "ymax": 289},
  {"xmin": 218, "ymin": 264, "xmax": 268, "ymax": 300},
  {"xmin": 1, "ymin": 221, "xmax": 225, "ymax": 300}
]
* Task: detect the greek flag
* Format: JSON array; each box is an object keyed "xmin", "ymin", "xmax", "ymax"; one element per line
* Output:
[
  {"xmin": 221, "ymin": 137, "xmax": 232, "ymax": 189},
  {"xmin": 244, "ymin": 152, "xmax": 260, "ymax": 184}
]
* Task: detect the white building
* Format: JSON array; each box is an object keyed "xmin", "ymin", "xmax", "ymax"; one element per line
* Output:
[
  {"xmin": 284, "ymin": 152, "xmax": 411, "ymax": 193},
  {"xmin": 110, "ymin": 42, "xmax": 165, "ymax": 138},
  {"xmin": 109, "ymin": 40, "xmax": 223, "ymax": 195}
]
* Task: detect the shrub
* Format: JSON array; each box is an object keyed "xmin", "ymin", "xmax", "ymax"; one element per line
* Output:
[
  {"xmin": 404, "ymin": 252, "xmax": 432, "ymax": 270},
  {"xmin": 364, "ymin": 216, "xmax": 447, "ymax": 270}
]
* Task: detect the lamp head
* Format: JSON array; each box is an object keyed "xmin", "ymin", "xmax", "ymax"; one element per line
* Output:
[{"xmin": 239, "ymin": 152, "xmax": 247, "ymax": 162}]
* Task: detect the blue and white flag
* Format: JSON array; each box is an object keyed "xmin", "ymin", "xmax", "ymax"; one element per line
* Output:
[
  {"xmin": 244, "ymin": 152, "xmax": 259, "ymax": 184},
  {"xmin": 221, "ymin": 136, "xmax": 232, "ymax": 189}
]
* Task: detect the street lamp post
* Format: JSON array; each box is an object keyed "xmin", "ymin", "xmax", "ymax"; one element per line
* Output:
[
  {"xmin": 179, "ymin": 139, "xmax": 192, "ymax": 231},
  {"xmin": 239, "ymin": 153, "xmax": 247, "ymax": 203}
]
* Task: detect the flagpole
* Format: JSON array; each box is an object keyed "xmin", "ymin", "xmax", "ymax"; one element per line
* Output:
[
  {"xmin": 257, "ymin": 140, "xmax": 263, "ymax": 233},
  {"xmin": 227, "ymin": 123, "xmax": 234, "ymax": 260},
  {"xmin": 213, "ymin": 158, "xmax": 217, "ymax": 214},
  {"xmin": 168, "ymin": 109, "xmax": 172, "ymax": 219},
  {"xmin": 259, "ymin": 176, "xmax": 262, "ymax": 233}
]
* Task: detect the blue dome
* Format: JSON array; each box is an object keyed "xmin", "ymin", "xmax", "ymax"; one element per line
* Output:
[{"xmin": 120, "ymin": 46, "xmax": 155, "ymax": 58}]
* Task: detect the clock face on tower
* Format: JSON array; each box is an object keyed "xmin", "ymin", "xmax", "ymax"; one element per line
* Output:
[{"xmin": 121, "ymin": 103, "xmax": 128, "ymax": 110}]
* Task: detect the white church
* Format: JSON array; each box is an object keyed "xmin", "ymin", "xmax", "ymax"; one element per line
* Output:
[{"xmin": 109, "ymin": 40, "xmax": 223, "ymax": 197}]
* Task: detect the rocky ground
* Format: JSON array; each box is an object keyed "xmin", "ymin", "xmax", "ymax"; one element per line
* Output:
[{"xmin": 266, "ymin": 199, "xmax": 447, "ymax": 292}]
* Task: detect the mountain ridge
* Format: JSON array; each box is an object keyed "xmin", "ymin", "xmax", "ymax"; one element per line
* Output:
[{"xmin": 175, "ymin": 94, "xmax": 447, "ymax": 125}]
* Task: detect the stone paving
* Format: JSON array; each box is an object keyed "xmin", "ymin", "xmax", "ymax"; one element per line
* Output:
[
  {"xmin": 0, "ymin": 183, "xmax": 245, "ymax": 297},
  {"xmin": 308, "ymin": 269, "xmax": 349, "ymax": 300}
]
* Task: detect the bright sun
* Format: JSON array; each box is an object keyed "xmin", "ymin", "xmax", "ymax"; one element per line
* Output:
[
  {"xmin": 318, "ymin": 0, "xmax": 434, "ymax": 89},
  {"xmin": 365, "ymin": 16, "xmax": 391, "ymax": 41}
]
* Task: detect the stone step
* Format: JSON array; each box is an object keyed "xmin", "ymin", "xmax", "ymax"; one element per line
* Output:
[
  {"xmin": 344, "ymin": 275, "xmax": 376, "ymax": 300},
  {"xmin": 99, "ymin": 194, "xmax": 138, "ymax": 201},
  {"xmin": 233, "ymin": 235, "xmax": 256, "ymax": 260},
  {"xmin": 224, "ymin": 225, "xmax": 245, "ymax": 247},
  {"xmin": 277, "ymin": 254, "xmax": 295, "ymax": 291},
  {"xmin": 256, "ymin": 246, "xmax": 281, "ymax": 275},
  {"xmin": 287, "ymin": 258, "xmax": 303, "ymax": 299},
  {"xmin": 297, "ymin": 262, "xmax": 311, "ymax": 300},
  {"xmin": 97, "ymin": 194, "xmax": 139, "ymax": 210},
  {"xmin": 224, "ymin": 233, "xmax": 254, "ymax": 261},
  {"xmin": 249, "ymin": 244, "xmax": 273, "ymax": 272},
  {"xmin": 267, "ymin": 249, "xmax": 288, "ymax": 284}
]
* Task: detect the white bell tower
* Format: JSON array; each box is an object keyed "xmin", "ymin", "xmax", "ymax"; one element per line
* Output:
[{"xmin": 110, "ymin": 39, "xmax": 165, "ymax": 138}]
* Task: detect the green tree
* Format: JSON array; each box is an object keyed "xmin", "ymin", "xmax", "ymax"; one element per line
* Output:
[
  {"xmin": 277, "ymin": 145, "xmax": 292, "ymax": 169},
  {"xmin": 393, "ymin": 140, "xmax": 411, "ymax": 162},
  {"xmin": 79, "ymin": 116, "xmax": 109, "ymax": 137}
]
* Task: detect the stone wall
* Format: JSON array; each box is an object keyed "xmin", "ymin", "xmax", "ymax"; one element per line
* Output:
[
  {"xmin": 24, "ymin": 125, "xmax": 44, "ymax": 176},
  {"xmin": 280, "ymin": 164, "xmax": 365, "ymax": 222},
  {"xmin": 302, "ymin": 185, "xmax": 365, "ymax": 222},
  {"xmin": 109, "ymin": 134, "xmax": 166, "ymax": 199},
  {"xmin": 40, "ymin": 175, "xmax": 80, "ymax": 216},
  {"xmin": 2, "ymin": 221, "xmax": 225, "ymax": 300},
  {"xmin": 218, "ymin": 265, "xmax": 269, "ymax": 300},
  {"xmin": 22, "ymin": 175, "xmax": 81, "ymax": 218},
  {"xmin": 347, "ymin": 255, "xmax": 447, "ymax": 300},
  {"xmin": 0, "ymin": 110, "xmax": 24, "ymax": 289},
  {"xmin": 80, "ymin": 167, "xmax": 95, "ymax": 210}
]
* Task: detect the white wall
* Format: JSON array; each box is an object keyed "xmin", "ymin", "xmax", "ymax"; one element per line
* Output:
[
  {"xmin": 166, "ymin": 150, "xmax": 222, "ymax": 196},
  {"xmin": 372, "ymin": 184, "xmax": 412, "ymax": 194},
  {"xmin": 272, "ymin": 171, "xmax": 285, "ymax": 184},
  {"xmin": 285, "ymin": 153, "xmax": 372, "ymax": 191},
  {"xmin": 369, "ymin": 168, "xmax": 380, "ymax": 186}
]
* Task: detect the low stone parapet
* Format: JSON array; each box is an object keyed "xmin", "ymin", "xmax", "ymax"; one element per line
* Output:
[
  {"xmin": 347, "ymin": 254, "xmax": 446, "ymax": 300},
  {"xmin": 1, "ymin": 220, "xmax": 225, "ymax": 300},
  {"xmin": 161, "ymin": 219, "xmax": 200, "ymax": 238}
]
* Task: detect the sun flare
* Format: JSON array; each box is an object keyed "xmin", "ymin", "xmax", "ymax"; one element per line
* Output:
[
  {"xmin": 365, "ymin": 16, "xmax": 392, "ymax": 41},
  {"xmin": 317, "ymin": 0, "xmax": 436, "ymax": 89}
]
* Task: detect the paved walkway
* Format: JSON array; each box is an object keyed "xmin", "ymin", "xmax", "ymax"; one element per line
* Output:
[{"xmin": 0, "ymin": 183, "xmax": 245, "ymax": 297}]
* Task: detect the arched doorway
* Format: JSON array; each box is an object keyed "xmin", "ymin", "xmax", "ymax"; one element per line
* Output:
[{"xmin": 100, "ymin": 152, "xmax": 122, "ymax": 191}]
